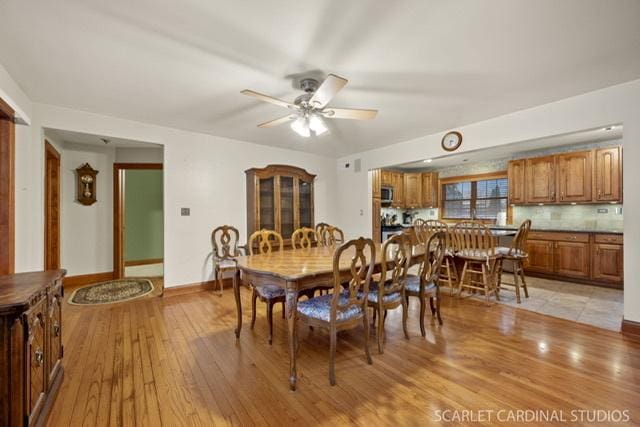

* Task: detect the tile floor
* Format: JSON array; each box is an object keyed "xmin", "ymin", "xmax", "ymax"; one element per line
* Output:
[
  {"xmin": 453, "ymin": 274, "xmax": 623, "ymax": 331},
  {"xmin": 124, "ymin": 262, "xmax": 164, "ymax": 278}
]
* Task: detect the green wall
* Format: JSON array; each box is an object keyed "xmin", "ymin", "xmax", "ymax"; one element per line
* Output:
[{"xmin": 124, "ymin": 169, "xmax": 163, "ymax": 262}]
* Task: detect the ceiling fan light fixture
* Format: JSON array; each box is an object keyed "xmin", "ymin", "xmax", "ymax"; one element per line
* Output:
[
  {"xmin": 309, "ymin": 115, "xmax": 328, "ymax": 136},
  {"xmin": 291, "ymin": 116, "xmax": 310, "ymax": 137}
]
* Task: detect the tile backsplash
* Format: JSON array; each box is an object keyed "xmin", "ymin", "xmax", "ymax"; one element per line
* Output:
[
  {"xmin": 381, "ymin": 207, "xmax": 439, "ymax": 224},
  {"xmin": 512, "ymin": 204, "xmax": 623, "ymax": 231}
]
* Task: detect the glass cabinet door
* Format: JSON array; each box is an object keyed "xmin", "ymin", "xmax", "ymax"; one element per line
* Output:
[
  {"xmin": 279, "ymin": 176, "xmax": 294, "ymax": 238},
  {"xmin": 299, "ymin": 179, "xmax": 313, "ymax": 228},
  {"xmin": 259, "ymin": 177, "xmax": 275, "ymax": 230}
]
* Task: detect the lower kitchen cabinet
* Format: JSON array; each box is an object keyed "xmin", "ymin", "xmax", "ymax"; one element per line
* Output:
[
  {"xmin": 525, "ymin": 240, "xmax": 555, "ymax": 273},
  {"xmin": 554, "ymin": 241, "xmax": 590, "ymax": 278},
  {"xmin": 592, "ymin": 243, "xmax": 624, "ymax": 283}
]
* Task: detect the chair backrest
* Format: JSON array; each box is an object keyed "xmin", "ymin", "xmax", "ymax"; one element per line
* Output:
[
  {"xmin": 320, "ymin": 225, "xmax": 345, "ymax": 246},
  {"xmin": 424, "ymin": 220, "xmax": 455, "ymax": 251},
  {"xmin": 413, "ymin": 218, "xmax": 425, "ymax": 228},
  {"xmin": 211, "ymin": 225, "xmax": 241, "ymax": 261},
  {"xmin": 248, "ymin": 229, "xmax": 284, "ymax": 255},
  {"xmin": 331, "ymin": 237, "xmax": 375, "ymax": 322},
  {"xmin": 291, "ymin": 227, "xmax": 318, "ymax": 249},
  {"xmin": 378, "ymin": 233, "xmax": 411, "ymax": 299},
  {"xmin": 315, "ymin": 222, "xmax": 330, "ymax": 237},
  {"xmin": 509, "ymin": 219, "xmax": 532, "ymax": 256},
  {"xmin": 451, "ymin": 221, "xmax": 496, "ymax": 255},
  {"xmin": 420, "ymin": 232, "xmax": 446, "ymax": 286}
]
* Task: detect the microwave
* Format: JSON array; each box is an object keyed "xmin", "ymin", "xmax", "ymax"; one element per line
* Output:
[{"xmin": 381, "ymin": 186, "xmax": 394, "ymax": 203}]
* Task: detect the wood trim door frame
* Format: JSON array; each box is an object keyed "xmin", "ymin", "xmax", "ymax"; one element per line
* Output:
[
  {"xmin": 44, "ymin": 140, "xmax": 61, "ymax": 270},
  {"xmin": 113, "ymin": 163, "xmax": 163, "ymax": 280},
  {"xmin": 0, "ymin": 97, "xmax": 15, "ymax": 275}
]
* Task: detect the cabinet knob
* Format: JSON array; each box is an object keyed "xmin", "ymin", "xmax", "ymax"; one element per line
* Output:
[
  {"xmin": 35, "ymin": 349, "xmax": 44, "ymax": 366},
  {"xmin": 53, "ymin": 322, "xmax": 60, "ymax": 337}
]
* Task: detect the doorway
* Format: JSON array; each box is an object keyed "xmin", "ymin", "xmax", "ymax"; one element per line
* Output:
[
  {"xmin": 113, "ymin": 163, "xmax": 164, "ymax": 285},
  {"xmin": 44, "ymin": 140, "xmax": 61, "ymax": 270}
]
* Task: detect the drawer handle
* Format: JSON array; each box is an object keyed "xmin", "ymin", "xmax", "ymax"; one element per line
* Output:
[
  {"xmin": 35, "ymin": 349, "xmax": 44, "ymax": 366},
  {"xmin": 53, "ymin": 322, "xmax": 60, "ymax": 337}
]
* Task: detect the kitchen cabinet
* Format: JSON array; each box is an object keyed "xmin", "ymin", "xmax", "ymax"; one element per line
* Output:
[
  {"xmin": 246, "ymin": 164, "xmax": 315, "ymax": 241},
  {"xmin": 371, "ymin": 169, "xmax": 381, "ymax": 199},
  {"xmin": 525, "ymin": 155, "xmax": 556, "ymax": 203},
  {"xmin": 525, "ymin": 239, "xmax": 555, "ymax": 273},
  {"xmin": 524, "ymin": 231, "xmax": 622, "ymax": 288},
  {"xmin": 381, "ymin": 170, "xmax": 393, "ymax": 187},
  {"xmin": 403, "ymin": 173, "xmax": 422, "ymax": 208},
  {"xmin": 591, "ymin": 234, "xmax": 623, "ymax": 283},
  {"xmin": 421, "ymin": 172, "xmax": 438, "ymax": 208},
  {"xmin": 554, "ymin": 241, "xmax": 590, "ymax": 278},
  {"xmin": 372, "ymin": 197, "xmax": 382, "ymax": 243},
  {"xmin": 391, "ymin": 172, "xmax": 404, "ymax": 208},
  {"xmin": 507, "ymin": 159, "xmax": 526, "ymax": 204},
  {"xmin": 594, "ymin": 146, "xmax": 622, "ymax": 202},
  {"xmin": 556, "ymin": 151, "xmax": 592, "ymax": 203}
]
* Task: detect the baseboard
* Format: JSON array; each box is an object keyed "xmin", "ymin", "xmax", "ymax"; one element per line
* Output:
[
  {"xmin": 162, "ymin": 278, "xmax": 234, "ymax": 297},
  {"xmin": 63, "ymin": 271, "xmax": 114, "ymax": 288},
  {"xmin": 621, "ymin": 319, "xmax": 640, "ymax": 339},
  {"xmin": 124, "ymin": 258, "xmax": 163, "ymax": 267},
  {"xmin": 524, "ymin": 270, "xmax": 623, "ymax": 290}
]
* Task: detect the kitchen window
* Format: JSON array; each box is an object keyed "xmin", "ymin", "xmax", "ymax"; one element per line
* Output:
[{"xmin": 442, "ymin": 176, "xmax": 508, "ymax": 220}]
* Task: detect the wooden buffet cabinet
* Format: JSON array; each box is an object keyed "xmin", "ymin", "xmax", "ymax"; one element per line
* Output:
[
  {"xmin": 508, "ymin": 145, "xmax": 622, "ymax": 205},
  {"xmin": 245, "ymin": 165, "xmax": 315, "ymax": 242},
  {"xmin": 0, "ymin": 270, "xmax": 66, "ymax": 426},
  {"xmin": 525, "ymin": 231, "xmax": 623, "ymax": 288}
]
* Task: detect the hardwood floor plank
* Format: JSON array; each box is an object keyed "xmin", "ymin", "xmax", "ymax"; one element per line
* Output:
[{"xmin": 46, "ymin": 288, "xmax": 640, "ymax": 426}]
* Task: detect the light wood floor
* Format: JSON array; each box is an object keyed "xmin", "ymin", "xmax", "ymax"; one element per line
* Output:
[{"xmin": 46, "ymin": 287, "xmax": 640, "ymax": 426}]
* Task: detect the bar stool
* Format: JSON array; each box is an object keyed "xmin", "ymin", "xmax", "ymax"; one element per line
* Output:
[{"xmin": 496, "ymin": 220, "xmax": 531, "ymax": 303}]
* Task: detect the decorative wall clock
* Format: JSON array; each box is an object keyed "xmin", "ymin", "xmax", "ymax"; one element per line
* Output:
[
  {"xmin": 442, "ymin": 131, "xmax": 463, "ymax": 152},
  {"xmin": 76, "ymin": 163, "xmax": 98, "ymax": 205}
]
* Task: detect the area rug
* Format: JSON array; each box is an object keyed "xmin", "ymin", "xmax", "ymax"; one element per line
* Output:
[{"xmin": 69, "ymin": 278, "xmax": 154, "ymax": 305}]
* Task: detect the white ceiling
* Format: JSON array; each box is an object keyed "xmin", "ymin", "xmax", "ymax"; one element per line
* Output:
[
  {"xmin": 398, "ymin": 126, "xmax": 623, "ymax": 170},
  {"xmin": 1, "ymin": 1, "xmax": 639, "ymax": 157},
  {"xmin": 45, "ymin": 128, "xmax": 162, "ymax": 149}
]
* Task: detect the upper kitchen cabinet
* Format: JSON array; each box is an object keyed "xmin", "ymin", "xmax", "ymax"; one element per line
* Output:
[
  {"xmin": 391, "ymin": 171, "xmax": 404, "ymax": 208},
  {"xmin": 421, "ymin": 172, "xmax": 438, "ymax": 208},
  {"xmin": 594, "ymin": 146, "xmax": 622, "ymax": 202},
  {"xmin": 507, "ymin": 160, "xmax": 526, "ymax": 204},
  {"xmin": 371, "ymin": 169, "xmax": 382, "ymax": 199},
  {"xmin": 525, "ymin": 155, "xmax": 556, "ymax": 203},
  {"xmin": 404, "ymin": 173, "xmax": 422, "ymax": 208},
  {"xmin": 556, "ymin": 151, "xmax": 592, "ymax": 203},
  {"xmin": 381, "ymin": 170, "xmax": 393, "ymax": 187}
]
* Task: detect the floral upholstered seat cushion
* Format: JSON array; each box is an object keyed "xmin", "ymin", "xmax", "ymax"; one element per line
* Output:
[
  {"xmin": 404, "ymin": 275, "xmax": 437, "ymax": 293},
  {"xmin": 496, "ymin": 246, "xmax": 527, "ymax": 259},
  {"xmin": 217, "ymin": 259, "xmax": 237, "ymax": 269},
  {"xmin": 359, "ymin": 281, "xmax": 402, "ymax": 304},
  {"xmin": 255, "ymin": 284, "xmax": 286, "ymax": 299},
  {"xmin": 297, "ymin": 293, "xmax": 363, "ymax": 322}
]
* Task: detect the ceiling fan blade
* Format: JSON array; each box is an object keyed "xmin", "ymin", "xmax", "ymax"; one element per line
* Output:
[
  {"xmin": 241, "ymin": 89, "xmax": 294, "ymax": 109},
  {"xmin": 321, "ymin": 107, "xmax": 378, "ymax": 120},
  {"xmin": 257, "ymin": 115, "xmax": 296, "ymax": 128},
  {"xmin": 309, "ymin": 74, "xmax": 348, "ymax": 108}
]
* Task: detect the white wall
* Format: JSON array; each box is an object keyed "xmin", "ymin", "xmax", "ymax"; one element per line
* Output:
[
  {"xmin": 16, "ymin": 103, "xmax": 339, "ymax": 289},
  {"xmin": 337, "ymin": 79, "xmax": 640, "ymax": 324},
  {"xmin": 115, "ymin": 146, "xmax": 163, "ymax": 163}
]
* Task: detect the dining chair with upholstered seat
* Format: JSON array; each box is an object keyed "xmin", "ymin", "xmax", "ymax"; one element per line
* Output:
[
  {"xmin": 211, "ymin": 225, "xmax": 243, "ymax": 297},
  {"xmin": 496, "ymin": 219, "xmax": 532, "ymax": 303},
  {"xmin": 366, "ymin": 232, "xmax": 411, "ymax": 353},
  {"xmin": 452, "ymin": 222, "xmax": 502, "ymax": 304},
  {"xmin": 405, "ymin": 231, "xmax": 446, "ymax": 333},
  {"xmin": 248, "ymin": 229, "xmax": 286, "ymax": 344},
  {"xmin": 296, "ymin": 237, "xmax": 375, "ymax": 385},
  {"xmin": 291, "ymin": 227, "xmax": 319, "ymax": 249},
  {"xmin": 315, "ymin": 222, "xmax": 330, "ymax": 241}
]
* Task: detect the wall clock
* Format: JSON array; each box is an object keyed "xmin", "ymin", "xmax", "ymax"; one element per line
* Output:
[
  {"xmin": 76, "ymin": 163, "xmax": 98, "ymax": 205},
  {"xmin": 441, "ymin": 131, "xmax": 463, "ymax": 152}
]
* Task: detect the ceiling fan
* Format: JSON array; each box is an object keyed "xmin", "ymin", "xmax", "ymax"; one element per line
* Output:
[{"xmin": 241, "ymin": 74, "xmax": 377, "ymax": 137}]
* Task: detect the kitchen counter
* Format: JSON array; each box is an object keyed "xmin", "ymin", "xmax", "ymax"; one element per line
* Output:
[{"xmin": 384, "ymin": 224, "xmax": 623, "ymax": 235}]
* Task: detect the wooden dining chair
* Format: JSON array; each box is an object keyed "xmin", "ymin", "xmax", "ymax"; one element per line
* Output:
[
  {"xmin": 405, "ymin": 232, "xmax": 446, "ymax": 334},
  {"xmin": 291, "ymin": 227, "xmax": 319, "ymax": 249},
  {"xmin": 452, "ymin": 222, "xmax": 501, "ymax": 304},
  {"xmin": 315, "ymin": 222, "xmax": 330, "ymax": 240},
  {"xmin": 248, "ymin": 229, "xmax": 286, "ymax": 344},
  {"xmin": 422, "ymin": 220, "xmax": 458, "ymax": 295},
  {"xmin": 296, "ymin": 237, "xmax": 375, "ymax": 385},
  {"xmin": 211, "ymin": 225, "xmax": 243, "ymax": 296},
  {"xmin": 319, "ymin": 225, "xmax": 345, "ymax": 246},
  {"xmin": 496, "ymin": 219, "xmax": 532, "ymax": 303},
  {"xmin": 367, "ymin": 233, "xmax": 411, "ymax": 354}
]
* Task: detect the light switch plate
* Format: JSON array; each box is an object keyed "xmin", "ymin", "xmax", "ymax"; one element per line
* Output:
[
  {"xmin": 181, "ymin": 208, "xmax": 190, "ymax": 216},
  {"xmin": 597, "ymin": 208, "xmax": 608, "ymax": 214}
]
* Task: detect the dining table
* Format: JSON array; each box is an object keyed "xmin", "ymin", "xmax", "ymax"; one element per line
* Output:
[{"xmin": 233, "ymin": 242, "xmax": 426, "ymax": 390}]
